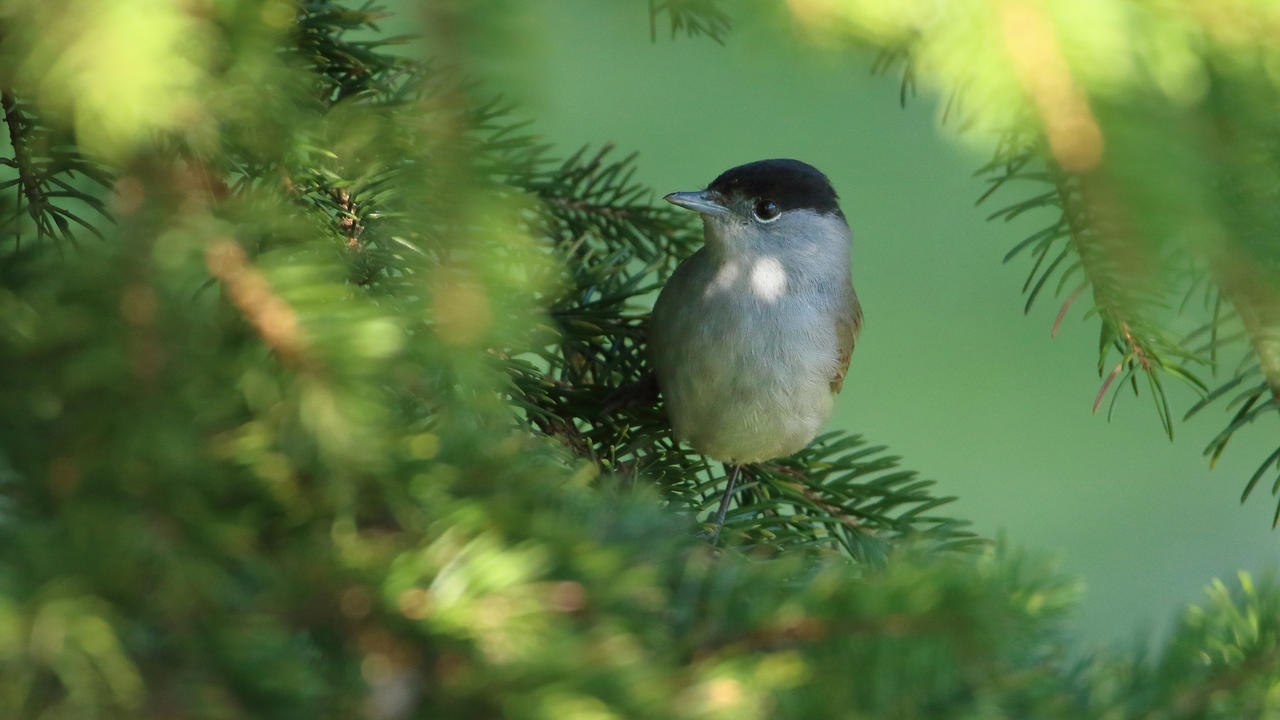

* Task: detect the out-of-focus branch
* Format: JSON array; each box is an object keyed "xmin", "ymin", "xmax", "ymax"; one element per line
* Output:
[
  {"xmin": 205, "ymin": 240, "xmax": 313, "ymax": 368},
  {"xmin": 999, "ymin": 0, "xmax": 1102, "ymax": 172},
  {"xmin": 1214, "ymin": 257, "xmax": 1280, "ymax": 398}
]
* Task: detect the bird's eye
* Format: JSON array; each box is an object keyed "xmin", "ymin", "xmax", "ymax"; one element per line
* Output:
[{"xmin": 752, "ymin": 199, "xmax": 781, "ymax": 222}]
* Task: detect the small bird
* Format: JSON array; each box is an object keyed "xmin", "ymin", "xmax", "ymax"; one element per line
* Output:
[{"xmin": 650, "ymin": 159, "xmax": 862, "ymax": 540}]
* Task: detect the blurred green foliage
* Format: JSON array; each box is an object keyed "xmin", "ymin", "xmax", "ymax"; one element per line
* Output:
[{"xmin": 2, "ymin": 0, "xmax": 1280, "ymax": 717}]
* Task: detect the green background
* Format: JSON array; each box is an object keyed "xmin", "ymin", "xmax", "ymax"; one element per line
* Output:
[{"xmin": 454, "ymin": 1, "xmax": 1280, "ymax": 648}]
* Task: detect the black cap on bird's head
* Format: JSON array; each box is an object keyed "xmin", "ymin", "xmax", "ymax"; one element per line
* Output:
[
  {"xmin": 664, "ymin": 159, "xmax": 843, "ymax": 223},
  {"xmin": 708, "ymin": 159, "xmax": 840, "ymax": 215}
]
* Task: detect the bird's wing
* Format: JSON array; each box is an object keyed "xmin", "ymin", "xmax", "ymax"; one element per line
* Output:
[{"xmin": 830, "ymin": 292, "xmax": 862, "ymax": 393}]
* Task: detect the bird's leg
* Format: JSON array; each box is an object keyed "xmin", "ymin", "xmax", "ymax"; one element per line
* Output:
[{"xmin": 710, "ymin": 464, "xmax": 742, "ymax": 543}]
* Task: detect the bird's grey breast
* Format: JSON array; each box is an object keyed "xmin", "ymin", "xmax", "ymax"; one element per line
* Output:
[{"xmin": 650, "ymin": 247, "xmax": 846, "ymax": 463}]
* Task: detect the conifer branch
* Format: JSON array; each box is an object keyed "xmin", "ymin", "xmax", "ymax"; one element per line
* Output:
[
  {"xmin": 649, "ymin": 0, "xmax": 731, "ymax": 44},
  {"xmin": 2, "ymin": 91, "xmax": 45, "ymax": 244},
  {"xmin": 974, "ymin": 138, "xmax": 1202, "ymax": 437},
  {"xmin": 501, "ymin": 143, "xmax": 976, "ymax": 555},
  {"xmin": 0, "ymin": 92, "xmax": 112, "ymax": 248}
]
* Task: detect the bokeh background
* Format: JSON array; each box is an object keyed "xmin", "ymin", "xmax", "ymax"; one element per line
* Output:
[{"xmin": 459, "ymin": 0, "xmax": 1280, "ymax": 648}]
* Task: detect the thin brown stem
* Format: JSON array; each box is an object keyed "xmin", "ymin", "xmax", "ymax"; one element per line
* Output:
[{"xmin": 1121, "ymin": 322, "xmax": 1152, "ymax": 371}]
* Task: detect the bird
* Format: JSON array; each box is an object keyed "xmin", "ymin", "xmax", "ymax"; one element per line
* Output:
[{"xmin": 649, "ymin": 159, "xmax": 861, "ymax": 541}]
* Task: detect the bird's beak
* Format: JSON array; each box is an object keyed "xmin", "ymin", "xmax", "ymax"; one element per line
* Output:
[{"xmin": 664, "ymin": 190, "xmax": 731, "ymax": 216}]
